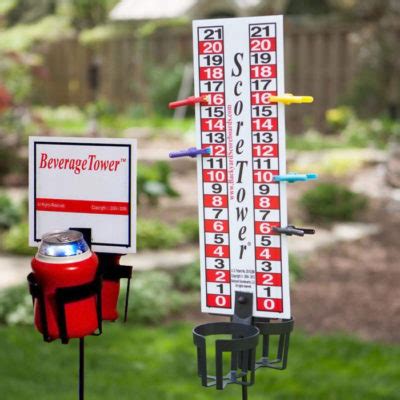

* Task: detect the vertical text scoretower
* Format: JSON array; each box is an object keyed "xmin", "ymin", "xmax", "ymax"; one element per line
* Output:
[{"xmin": 193, "ymin": 16, "xmax": 290, "ymax": 319}]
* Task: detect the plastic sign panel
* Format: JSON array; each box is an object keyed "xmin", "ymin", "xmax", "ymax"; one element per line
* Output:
[
  {"xmin": 29, "ymin": 137, "xmax": 137, "ymax": 253},
  {"xmin": 193, "ymin": 15, "xmax": 290, "ymax": 318}
]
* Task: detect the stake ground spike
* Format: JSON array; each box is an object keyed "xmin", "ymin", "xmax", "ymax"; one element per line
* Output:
[{"xmin": 79, "ymin": 338, "xmax": 85, "ymax": 400}]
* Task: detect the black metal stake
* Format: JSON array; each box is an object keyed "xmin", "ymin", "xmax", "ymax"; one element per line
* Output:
[
  {"xmin": 79, "ymin": 338, "xmax": 85, "ymax": 400},
  {"xmin": 242, "ymin": 375, "xmax": 248, "ymax": 400},
  {"xmin": 124, "ymin": 277, "xmax": 131, "ymax": 323}
]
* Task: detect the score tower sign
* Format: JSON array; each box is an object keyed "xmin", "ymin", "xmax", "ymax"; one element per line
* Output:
[{"xmin": 193, "ymin": 16, "xmax": 290, "ymax": 319}]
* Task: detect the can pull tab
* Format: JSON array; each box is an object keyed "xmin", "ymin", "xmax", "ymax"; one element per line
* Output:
[{"xmin": 273, "ymin": 225, "xmax": 315, "ymax": 237}]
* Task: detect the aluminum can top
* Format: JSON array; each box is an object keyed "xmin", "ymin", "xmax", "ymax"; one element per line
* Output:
[{"xmin": 38, "ymin": 230, "xmax": 90, "ymax": 258}]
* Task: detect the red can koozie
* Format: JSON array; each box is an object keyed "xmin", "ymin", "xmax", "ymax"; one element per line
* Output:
[{"xmin": 31, "ymin": 230, "xmax": 99, "ymax": 341}]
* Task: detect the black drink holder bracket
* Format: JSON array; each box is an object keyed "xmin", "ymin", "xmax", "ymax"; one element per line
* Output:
[{"xmin": 193, "ymin": 291, "xmax": 294, "ymax": 400}]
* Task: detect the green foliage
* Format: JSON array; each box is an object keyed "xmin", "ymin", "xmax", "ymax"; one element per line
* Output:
[
  {"xmin": 4, "ymin": 0, "xmax": 56, "ymax": 25},
  {"xmin": 0, "ymin": 285, "xmax": 32, "ymax": 325},
  {"xmin": 126, "ymin": 271, "xmax": 192, "ymax": 324},
  {"xmin": 0, "ymin": 60, "xmax": 32, "ymax": 103},
  {"xmin": 86, "ymin": 99, "xmax": 118, "ymax": 119},
  {"xmin": 177, "ymin": 219, "xmax": 199, "ymax": 243},
  {"xmin": 34, "ymin": 105, "xmax": 87, "ymax": 134},
  {"xmin": 288, "ymin": 108, "xmax": 400, "ymax": 152},
  {"xmin": 34, "ymin": 105, "xmax": 195, "ymax": 136},
  {"xmin": 0, "ymin": 144, "xmax": 18, "ymax": 181},
  {"xmin": 0, "ymin": 193, "xmax": 22, "ymax": 229},
  {"xmin": 0, "ymin": 16, "xmax": 72, "ymax": 53},
  {"xmin": 287, "ymin": 129, "xmax": 347, "ymax": 151},
  {"xmin": 0, "ymin": 0, "xmax": 18, "ymax": 16},
  {"xmin": 174, "ymin": 262, "xmax": 200, "ymax": 291},
  {"xmin": 326, "ymin": 106, "xmax": 400, "ymax": 148},
  {"xmin": 289, "ymin": 253, "xmax": 303, "ymax": 283},
  {"xmin": 0, "ymin": 323, "xmax": 400, "ymax": 399},
  {"xmin": 286, "ymin": 0, "xmax": 333, "ymax": 15},
  {"xmin": 3, "ymin": 222, "xmax": 35, "ymax": 255},
  {"xmin": 138, "ymin": 161, "xmax": 179, "ymax": 204},
  {"xmin": 69, "ymin": 0, "xmax": 118, "ymax": 29},
  {"xmin": 136, "ymin": 18, "xmax": 188, "ymax": 39},
  {"xmin": 300, "ymin": 182, "xmax": 368, "ymax": 223},
  {"xmin": 326, "ymin": 106, "xmax": 354, "ymax": 130},
  {"xmin": 79, "ymin": 23, "xmax": 132, "ymax": 45},
  {"xmin": 147, "ymin": 64, "xmax": 184, "ymax": 117},
  {"xmin": 137, "ymin": 219, "xmax": 184, "ymax": 251},
  {"xmin": 342, "ymin": 116, "xmax": 400, "ymax": 148}
]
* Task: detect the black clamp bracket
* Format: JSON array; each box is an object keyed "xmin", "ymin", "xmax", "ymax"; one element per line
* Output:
[
  {"xmin": 254, "ymin": 317, "xmax": 294, "ymax": 370},
  {"xmin": 27, "ymin": 272, "xmax": 103, "ymax": 344},
  {"xmin": 193, "ymin": 292, "xmax": 260, "ymax": 392},
  {"xmin": 55, "ymin": 278, "xmax": 103, "ymax": 344},
  {"xmin": 273, "ymin": 225, "xmax": 315, "ymax": 237}
]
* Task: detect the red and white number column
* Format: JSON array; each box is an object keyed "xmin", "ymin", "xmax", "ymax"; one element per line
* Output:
[
  {"xmin": 198, "ymin": 26, "xmax": 232, "ymax": 310},
  {"xmin": 249, "ymin": 23, "xmax": 284, "ymax": 313}
]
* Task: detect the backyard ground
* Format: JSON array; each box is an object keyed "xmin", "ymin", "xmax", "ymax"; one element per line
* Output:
[
  {"xmin": 1, "ymin": 126, "xmax": 399, "ymax": 400},
  {"xmin": 293, "ymin": 202, "xmax": 400, "ymax": 343},
  {"xmin": 0, "ymin": 322, "xmax": 399, "ymax": 400}
]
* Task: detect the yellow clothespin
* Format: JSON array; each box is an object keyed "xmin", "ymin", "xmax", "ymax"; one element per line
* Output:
[{"xmin": 269, "ymin": 93, "xmax": 314, "ymax": 105}]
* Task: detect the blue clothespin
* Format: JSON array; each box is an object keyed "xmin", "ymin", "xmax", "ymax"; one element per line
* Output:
[
  {"xmin": 273, "ymin": 173, "xmax": 318, "ymax": 183},
  {"xmin": 169, "ymin": 147, "xmax": 211, "ymax": 159}
]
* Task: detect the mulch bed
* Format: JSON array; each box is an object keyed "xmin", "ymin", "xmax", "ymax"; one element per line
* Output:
[{"xmin": 292, "ymin": 199, "xmax": 400, "ymax": 343}]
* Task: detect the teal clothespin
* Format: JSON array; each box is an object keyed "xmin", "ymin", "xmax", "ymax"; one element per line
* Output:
[{"xmin": 273, "ymin": 173, "xmax": 318, "ymax": 183}]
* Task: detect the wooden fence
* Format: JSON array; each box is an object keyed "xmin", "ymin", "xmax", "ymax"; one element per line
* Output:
[{"xmin": 37, "ymin": 18, "xmax": 362, "ymax": 131}]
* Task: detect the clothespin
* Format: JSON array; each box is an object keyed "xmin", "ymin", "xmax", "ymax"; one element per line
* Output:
[
  {"xmin": 168, "ymin": 95, "xmax": 209, "ymax": 109},
  {"xmin": 169, "ymin": 147, "xmax": 211, "ymax": 158},
  {"xmin": 273, "ymin": 225, "xmax": 315, "ymax": 237},
  {"xmin": 273, "ymin": 173, "xmax": 318, "ymax": 183},
  {"xmin": 269, "ymin": 93, "xmax": 314, "ymax": 105}
]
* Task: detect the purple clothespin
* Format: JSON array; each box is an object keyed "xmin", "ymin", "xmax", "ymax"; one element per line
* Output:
[{"xmin": 169, "ymin": 147, "xmax": 211, "ymax": 158}]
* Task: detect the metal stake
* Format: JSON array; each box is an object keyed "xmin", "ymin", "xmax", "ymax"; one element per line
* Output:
[
  {"xmin": 79, "ymin": 338, "xmax": 85, "ymax": 400},
  {"xmin": 242, "ymin": 375, "xmax": 248, "ymax": 400},
  {"xmin": 124, "ymin": 277, "xmax": 131, "ymax": 322}
]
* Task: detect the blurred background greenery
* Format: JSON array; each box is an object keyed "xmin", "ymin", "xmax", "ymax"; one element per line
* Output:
[{"xmin": 0, "ymin": 1, "xmax": 400, "ymax": 399}]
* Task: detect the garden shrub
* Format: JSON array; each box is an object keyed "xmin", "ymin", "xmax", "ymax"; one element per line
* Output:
[
  {"xmin": 300, "ymin": 182, "xmax": 368, "ymax": 223},
  {"xmin": 0, "ymin": 193, "xmax": 21, "ymax": 229},
  {"xmin": 3, "ymin": 221, "xmax": 35, "ymax": 255},
  {"xmin": 125, "ymin": 271, "xmax": 192, "ymax": 323},
  {"xmin": 0, "ymin": 285, "xmax": 33, "ymax": 325},
  {"xmin": 175, "ymin": 262, "xmax": 200, "ymax": 291},
  {"xmin": 137, "ymin": 219, "xmax": 184, "ymax": 250},
  {"xmin": 326, "ymin": 106, "xmax": 400, "ymax": 148},
  {"xmin": 137, "ymin": 161, "xmax": 179, "ymax": 205},
  {"xmin": 289, "ymin": 253, "xmax": 303, "ymax": 283},
  {"xmin": 147, "ymin": 63, "xmax": 184, "ymax": 117},
  {"xmin": 177, "ymin": 218, "xmax": 199, "ymax": 243}
]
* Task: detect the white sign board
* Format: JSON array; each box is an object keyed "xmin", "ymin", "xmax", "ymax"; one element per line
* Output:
[
  {"xmin": 29, "ymin": 137, "xmax": 137, "ymax": 253},
  {"xmin": 193, "ymin": 15, "xmax": 290, "ymax": 318}
]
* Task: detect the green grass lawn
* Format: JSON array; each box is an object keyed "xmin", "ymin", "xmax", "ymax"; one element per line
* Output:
[{"xmin": 0, "ymin": 322, "xmax": 399, "ymax": 400}]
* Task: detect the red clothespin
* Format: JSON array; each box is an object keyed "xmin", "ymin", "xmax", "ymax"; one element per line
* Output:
[{"xmin": 169, "ymin": 95, "xmax": 209, "ymax": 109}]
